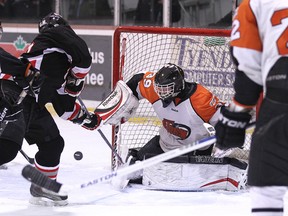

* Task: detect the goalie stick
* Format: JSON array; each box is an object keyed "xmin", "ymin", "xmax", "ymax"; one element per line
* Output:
[{"xmin": 21, "ymin": 135, "xmax": 216, "ymax": 195}]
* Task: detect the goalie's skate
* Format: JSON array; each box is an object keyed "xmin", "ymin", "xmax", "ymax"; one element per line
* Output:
[
  {"xmin": 29, "ymin": 184, "xmax": 68, "ymax": 206},
  {"xmin": 111, "ymin": 155, "xmax": 133, "ymax": 190},
  {"xmin": 111, "ymin": 155, "xmax": 143, "ymax": 190}
]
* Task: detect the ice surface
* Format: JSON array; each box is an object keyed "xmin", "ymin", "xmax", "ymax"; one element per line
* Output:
[{"xmin": 0, "ymin": 115, "xmax": 253, "ymax": 216}]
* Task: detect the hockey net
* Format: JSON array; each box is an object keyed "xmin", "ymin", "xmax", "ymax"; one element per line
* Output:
[{"xmin": 112, "ymin": 26, "xmax": 255, "ymax": 170}]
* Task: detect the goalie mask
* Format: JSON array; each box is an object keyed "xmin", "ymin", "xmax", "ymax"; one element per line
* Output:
[
  {"xmin": 0, "ymin": 21, "xmax": 2, "ymax": 40},
  {"xmin": 154, "ymin": 63, "xmax": 185, "ymax": 107},
  {"xmin": 38, "ymin": 12, "xmax": 69, "ymax": 33}
]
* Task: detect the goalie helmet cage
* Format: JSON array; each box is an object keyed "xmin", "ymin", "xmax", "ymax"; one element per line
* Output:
[{"xmin": 111, "ymin": 26, "xmax": 255, "ymax": 170}]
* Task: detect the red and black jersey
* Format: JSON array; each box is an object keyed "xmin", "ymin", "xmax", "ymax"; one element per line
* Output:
[
  {"xmin": 0, "ymin": 48, "xmax": 29, "ymax": 77},
  {"xmin": 0, "ymin": 25, "xmax": 92, "ymax": 120}
]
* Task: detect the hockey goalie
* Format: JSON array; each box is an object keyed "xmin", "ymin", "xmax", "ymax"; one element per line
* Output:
[{"xmin": 96, "ymin": 63, "xmax": 248, "ymax": 191}]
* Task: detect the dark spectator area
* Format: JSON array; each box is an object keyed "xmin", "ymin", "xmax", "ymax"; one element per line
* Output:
[{"xmin": 0, "ymin": 0, "xmax": 235, "ymax": 28}]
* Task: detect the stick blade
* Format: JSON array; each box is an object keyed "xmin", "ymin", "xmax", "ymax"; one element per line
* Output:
[{"xmin": 22, "ymin": 165, "xmax": 62, "ymax": 193}]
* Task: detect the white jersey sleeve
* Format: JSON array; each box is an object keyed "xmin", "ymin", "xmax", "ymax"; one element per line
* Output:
[{"xmin": 231, "ymin": 0, "xmax": 288, "ymax": 92}]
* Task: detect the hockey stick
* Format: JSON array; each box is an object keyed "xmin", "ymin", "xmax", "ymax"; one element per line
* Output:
[
  {"xmin": 77, "ymin": 96, "xmax": 124, "ymax": 164},
  {"xmin": 0, "ymin": 69, "xmax": 39, "ymax": 163},
  {"xmin": 21, "ymin": 135, "xmax": 216, "ymax": 194},
  {"xmin": 18, "ymin": 96, "xmax": 125, "ymax": 165},
  {"xmin": 19, "ymin": 149, "xmax": 34, "ymax": 164}
]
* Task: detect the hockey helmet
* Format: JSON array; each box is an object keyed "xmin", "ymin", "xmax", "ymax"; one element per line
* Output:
[
  {"xmin": 154, "ymin": 63, "xmax": 185, "ymax": 107},
  {"xmin": 0, "ymin": 21, "xmax": 2, "ymax": 40},
  {"xmin": 38, "ymin": 12, "xmax": 68, "ymax": 33}
]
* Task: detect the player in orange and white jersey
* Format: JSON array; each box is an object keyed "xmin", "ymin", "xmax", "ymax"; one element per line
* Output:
[
  {"xmin": 126, "ymin": 63, "xmax": 223, "ymax": 160},
  {"xmin": 106, "ymin": 63, "xmax": 248, "ymax": 191},
  {"xmin": 215, "ymin": 0, "xmax": 288, "ymax": 215}
]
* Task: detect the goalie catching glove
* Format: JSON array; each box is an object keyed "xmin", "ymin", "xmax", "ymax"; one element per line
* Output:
[
  {"xmin": 215, "ymin": 105, "xmax": 251, "ymax": 150},
  {"xmin": 70, "ymin": 103, "xmax": 102, "ymax": 130}
]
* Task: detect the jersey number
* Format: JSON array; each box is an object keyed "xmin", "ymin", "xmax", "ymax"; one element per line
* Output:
[
  {"xmin": 143, "ymin": 73, "xmax": 154, "ymax": 88},
  {"xmin": 144, "ymin": 79, "xmax": 152, "ymax": 88},
  {"xmin": 231, "ymin": 20, "xmax": 240, "ymax": 41},
  {"xmin": 231, "ymin": 9, "xmax": 288, "ymax": 55},
  {"xmin": 271, "ymin": 9, "xmax": 288, "ymax": 55}
]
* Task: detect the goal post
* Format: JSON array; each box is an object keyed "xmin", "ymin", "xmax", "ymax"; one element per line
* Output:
[{"xmin": 111, "ymin": 26, "xmax": 253, "ymax": 170}]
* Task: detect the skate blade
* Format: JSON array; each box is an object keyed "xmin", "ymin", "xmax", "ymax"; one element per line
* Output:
[
  {"xmin": 29, "ymin": 196, "xmax": 68, "ymax": 207},
  {"xmin": 0, "ymin": 164, "xmax": 8, "ymax": 170}
]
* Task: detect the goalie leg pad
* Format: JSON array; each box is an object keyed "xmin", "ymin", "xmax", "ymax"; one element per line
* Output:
[{"xmin": 142, "ymin": 156, "xmax": 248, "ymax": 191}]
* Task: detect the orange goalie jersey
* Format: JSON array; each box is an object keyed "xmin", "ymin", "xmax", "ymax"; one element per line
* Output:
[{"xmin": 134, "ymin": 71, "xmax": 223, "ymax": 152}]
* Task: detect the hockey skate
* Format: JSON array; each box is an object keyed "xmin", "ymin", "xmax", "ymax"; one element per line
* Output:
[
  {"xmin": 0, "ymin": 164, "xmax": 8, "ymax": 170},
  {"xmin": 111, "ymin": 155, "xmax": 134, "ymax": 190},
  {"xmin": 111, "ymin": 149, "xmax": 143, "ymax": 190},
  {"xmin": 29, "ymin": 184, "xmax": 68, "ymax": 206}
]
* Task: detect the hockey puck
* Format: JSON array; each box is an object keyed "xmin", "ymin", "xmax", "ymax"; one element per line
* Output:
[{"xmin": 74, "ymin": 151, "xmax": 83, "ymax": 160}]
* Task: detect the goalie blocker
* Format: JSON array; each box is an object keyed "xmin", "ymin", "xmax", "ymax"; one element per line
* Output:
[{"xmin": 95, "ymin": 80, "xmax": 139, "ymax": 125}]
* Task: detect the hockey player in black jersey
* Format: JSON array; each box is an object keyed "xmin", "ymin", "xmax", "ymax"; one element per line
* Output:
[{"xmin": 0, "ymin": 14, "xmax": 101, "ymax": 206}]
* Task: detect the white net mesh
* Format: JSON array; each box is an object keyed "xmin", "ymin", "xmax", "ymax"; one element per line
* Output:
[{"xmin": 112, "ymin": 27, "xmax": 254, "ymax": 168}]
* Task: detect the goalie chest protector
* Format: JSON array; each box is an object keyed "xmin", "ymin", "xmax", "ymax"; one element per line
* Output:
[{"xmin": 137, "ymin": 72, "xmax": 221, "ymax": 151}]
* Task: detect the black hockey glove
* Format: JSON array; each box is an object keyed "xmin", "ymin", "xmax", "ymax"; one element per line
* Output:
[
  {"xmin": 82, "ymin": 112, "xmax": 102, "ymax": 130},
  {"xmin": 30, "ymin": 72, "xmax": 45, "ymax": 96},
  {"xmin": 13, "ymin": 63, "xmax": 43, "ymax": 97},
  {"xmin": 71, "ymin": 109, "xmax": 102, "ymax": 131},
  {"xmin": 64, "ymin": 70, "xmax": 85, "ymax": 97},
  {"xmin": 0, "ymin": 97, "xmax": 22, "ymax": 123},
  {"xmin": 215, "ymin": 106, "xmax": 251, "ymax": 150}
]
